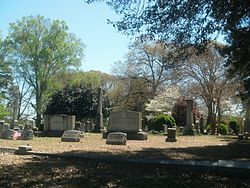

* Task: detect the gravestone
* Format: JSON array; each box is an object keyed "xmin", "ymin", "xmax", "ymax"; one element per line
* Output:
[
  {"xmin": 21, "ymin": 130, "xmax": 34, "ymax": 140},
  {"xmin": 93, "ymin": 87, "xmax": 103, "ymax": 133},
  {"xmin": 103, "ymin": 111, "xmax": 148, "ymax": 140},
  {"xmin": 183, "ymin": 98, "xmax": 195, "ymax": 135},
  {"xmin": 0, "ymin": 129, "xmax": 19, "ymax": 140},
  {"xmin": 106, "ymin": 132, "xmax": 127, "ymax": 145},
  {"xmin": 43, "ymin": 114, "xmax": 75, "ymax": 136},
  {"xmin": 166, "ymin": 128, "xmax": 177, "ymax": 142},
  {"xmin": 61, "ymin": 130, "xmax": 81, "ymax": 142}
]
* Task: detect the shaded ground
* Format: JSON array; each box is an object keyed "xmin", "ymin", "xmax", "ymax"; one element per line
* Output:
[{"xmin": 0, "ymin": 134, "xmax": 250, "ymax": 187}]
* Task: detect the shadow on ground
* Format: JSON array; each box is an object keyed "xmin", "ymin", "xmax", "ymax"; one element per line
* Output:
[
  {"xmin": 1, "ymin": 137, "xmax": 250, "ymax": 187},
  {"xmin": 60, "ymin": 138, "xmax": 250, "ymax": 162}
]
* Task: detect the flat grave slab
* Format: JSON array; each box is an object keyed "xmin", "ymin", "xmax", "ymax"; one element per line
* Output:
[
  {"xmin": 106, "ymin": 132, "xmax": 127, "ymax": 145},
  {"xmin": 61, "ymin": 130, "xmax": 81, "ymax": 142}
]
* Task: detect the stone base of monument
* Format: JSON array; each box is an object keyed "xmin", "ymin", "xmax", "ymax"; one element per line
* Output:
[
  {"xmin": 15, "ymin": 145, "xmax": 32, "ymax": 155},
  {"xmin": 103, "ymin": 131, "xmax": 147, "ymax": 140},
  {"xmin": 165, "ymin": 128, "xmax": 177, "ymax": 142},
  {"xmin": 106, "ymin": 132, "xmax": 127, "ymax": 145},
  {"xmin": 182, "ymin": 126, "xmax": 196, "ymax": 135}
]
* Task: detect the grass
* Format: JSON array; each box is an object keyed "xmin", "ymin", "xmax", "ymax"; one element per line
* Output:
[{"xmin": 0, "ymin": 134, "xmax": 250, "ymax": 187}]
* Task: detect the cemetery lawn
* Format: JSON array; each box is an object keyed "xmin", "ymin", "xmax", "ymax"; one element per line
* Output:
[{"xmin": 1, "ymin": 134, "xmax": 250, "ymax": 187}]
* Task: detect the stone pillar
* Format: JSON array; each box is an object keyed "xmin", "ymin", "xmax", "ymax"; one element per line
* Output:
[
  {"xmin": 244, "ymin": 100, "xmax": 250, "ymax": 133},
  {"xmin": 93, "ymin": 87, "xmax": 103, "ymax": 133},
  {"xmin": 199, "ymin": 116, "xmax": 204, "ymax": 134},
  {"xmin": 183, "ymin": 98, "xmax": 195, "ymax": 135},
  {"xmin": 166, "ymin": 128, "xmax": 177, "ymax": 142}
]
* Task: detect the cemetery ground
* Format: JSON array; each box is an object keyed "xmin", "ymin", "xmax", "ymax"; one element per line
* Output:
[{"xmin": 0, "ymin": 134, "xmax": 250, "ymax": 187}]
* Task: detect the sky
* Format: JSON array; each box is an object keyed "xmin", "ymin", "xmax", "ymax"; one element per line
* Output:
[{"xmin": 0, "ymin": 0, "xmax": 131, "ymax": 73}]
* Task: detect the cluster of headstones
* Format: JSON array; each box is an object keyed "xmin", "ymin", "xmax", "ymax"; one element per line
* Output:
[{"xmin": 0, "ymin": 120, "xmax": 34, "ymax": 140}]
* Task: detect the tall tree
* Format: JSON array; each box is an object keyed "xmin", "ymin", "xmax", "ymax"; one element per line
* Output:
[
  {"xmin": 113, "ymin": 38, "xmax": 180, "ymax": 97},
  {"xmin": 182, "ymin": 44, "xmax": 234, "ymax": 133},
  {"xmin": 86, "ymin": 0, "xmax": 249, "ymax": 99},
  {"xmin": 6, "ymin": 15, "xmax": 85, "ymax": 127}
]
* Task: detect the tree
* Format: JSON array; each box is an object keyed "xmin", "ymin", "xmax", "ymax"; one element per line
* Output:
[
  {"xmin": 6, "ymin": 15, "xmax": 85, "ymax": 126},
  {"xmin": 45, "ymin": 84, "xmax": 111, "ymax": 121},
  {"xmin": 146, "ymin": 86, "xmax": 180, "ymax": 113},
  {"xmin": 113, "ymin": 38, "xmax": 180, "ymax": 98},
  {"xmin": 86, "ymin": 0, "xmax": 249, "ymax": 100},
  {"xmin": 182, "ymin": 44, "xmax": 235, "ymax": 134}
]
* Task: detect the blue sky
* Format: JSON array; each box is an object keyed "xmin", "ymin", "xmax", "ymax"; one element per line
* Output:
[{"xmin": 0, "ymin": 0, "xmax": 131, "ymax": 73}]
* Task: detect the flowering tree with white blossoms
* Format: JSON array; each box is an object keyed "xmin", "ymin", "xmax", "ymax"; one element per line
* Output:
[{"xmin": 146, "ymin": 86, "xmax": 181, "ymax": 113}]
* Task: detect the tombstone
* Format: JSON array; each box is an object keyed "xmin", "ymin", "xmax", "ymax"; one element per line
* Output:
[
  {"xmin": 103, "ymin": 111, "xmax": 148, "ymax": 140},
  {"xmin": 93, "ymin": 87, "xmax": 103, "ymax": 133},
  {"xmin": 15, "ymin": 145, "xmax": 32, "ymax": 155},
  {"xmin": 21, "ymin": 130, "xmax": 34, "ymax": 140},
  {"xmin": 199, "ymin": 116, "xmax": 204, "ymax": 134},
  {"xmin": 106, "ymin": 132, "xmax": 127, "ymax": 145},
  {"xmin": 85, "ymin": 121, "xmax": 94, "ymax": 132},
  {"xmin": 163, "ymin": 124, "xmax": 168, "ymax": 135},
  {"xmin": 166, "ymin": 128, "xmax": 177, "ymax": 142},
  {"xmin": 0, "ymin": 129, "xmax": 19, "ymax": 140},
  {"xmin": 43, "ymin": 114, "xmax": 76, "ymax": 136},
  {"xmin": 183, "ymin": 98, "xmax": 195, "ymax": 135},
  {"xmin": 61, "ymin": 130, "xmax": 81, "ymax": 142},
  {"xmin": 75, "ymin": 121, "xmax": 81, "ymax": 131}
]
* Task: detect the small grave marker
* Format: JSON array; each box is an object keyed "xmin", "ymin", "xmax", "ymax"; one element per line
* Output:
[
  {"xmin": 61, "ymin": 130, "xmax": 81, "ymax": 142},
  {"xmin": 106, "ymin": 132, "xmax": 127, "ymax": 145}
]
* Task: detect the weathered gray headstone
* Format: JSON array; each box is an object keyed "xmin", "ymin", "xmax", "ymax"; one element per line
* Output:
[
  {"xmin": 21, "ymin": 130, "xmax": 34, "ymax": 140},
  {"xmin": 166, "ymin": 128, "xmax": 177, "ymax": 142},
  {"xmin": 61, "ymin": 130, "xmax": 81, "ymax": 142},
  {"xmin": 106, "ymin": 132, "xmax": 127, "ymax": 145},
  {"xmin": 183, "ymin": 98, "xmax": 195, "ymax": 135},
  {"xmin": 104, "ymin": 111, "xmax": 148, "ymax": 140},
  {"xmin": 94, "ymin": 87, "xmax": 103, "ymax": 133}
]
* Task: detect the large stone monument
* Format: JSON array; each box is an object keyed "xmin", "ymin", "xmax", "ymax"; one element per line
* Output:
[
  {"xmin": 93, "ymin": 87, "xmax": 103, "ymax": 133},
  {"xmin": 43, "ymin": 114, "xmax": 75, "ymax": 136},
  {"xmin": 103, "ymin": 111, "xmax": 147, "ymax": 140},
  {"xmin": 183, "ymin": 98, "xmax": 195, "ymax": 135}
]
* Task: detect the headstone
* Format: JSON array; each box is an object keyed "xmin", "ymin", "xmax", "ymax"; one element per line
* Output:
[
  {"xmin": 0, "ymin": 129, "xmax": 19, "ymax": 140},
  {"xmin": 61, "ymin": 130, "xmax": 81, "ymax": 142},
  {"xmin": 199, "ymin": 116, "xmax": 204, "ymax": 134},
  {"xmin": 183, "ymin": 98, "xmax": 195, "ymax": 135},
  {"xmin": 85, "ymin": 121, "xmax": 94, "ymax": 132},
  {"xmin": 16, "ymin": 145, "xmax": 32, "ymax": 155},
  {"xmin": 0, "ymin": 120, "xmax": 5, "ymax": 131},
  {"xmin": 163, "ymin": 124, "xmax": 168, "ymax": 135},
  {"xmin": 21, "ymin": 130, "xmax": 34, "ymax": 140},
  {"xmin": 166, "ymin": 128, "xmax": 177, "ymax": 142},
  {"xmin": 104, "ymin": 111, "xmax": 147, "ymax": 140},
  {"xmin": 93, "ymin": 87, "xmax": 103, "ymax": 133},
  {"xmin": 106, "ymin": 132, "xmax": 127, "ymax": 145}
]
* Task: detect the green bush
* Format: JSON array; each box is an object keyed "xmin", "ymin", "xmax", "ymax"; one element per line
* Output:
[
  {"xmin": 148, "ymin": 114, "xmax": 176, "ymax": 132},
  {"xmin": 228, "ymin": 120, "xmax": 240, "ymax": 134},
  {"xmin": 206, "ymin": 123, "xmax": 228, "ymax": 135},
  {"xmin": 218, "ymin": 124, "xmax": 228, "ymax": 135}
]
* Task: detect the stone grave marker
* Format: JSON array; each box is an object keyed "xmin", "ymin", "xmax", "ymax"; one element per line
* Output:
[
  {"xmin": 106, "ymin": 132, "xmax": 127, "ymax": 145},
  {"xmin": 61, "ymin": 130, "xmax": 81, "ymax": 142},
  {"xmin": 166, "ymin": 128, "xmax": 177, "ymax": 142},
  {"xmin": 103, "ymin": 111, "xmax": 148, "ymax": 140}
]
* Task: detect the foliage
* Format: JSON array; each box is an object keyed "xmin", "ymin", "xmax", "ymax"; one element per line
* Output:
[
  {"xmin": 148, "ymin": 114, "xmax": 176, "ymax": 132},
  {"xmin": 207, "ymin": 123, "xmax": 228, "ymax": 135},
  {"xmin": 113, "ymin": 39, "xmax": 181, "ymax": 97},
  {"xmin": 87, "ymin": 0, "xmax": 250, "ymax": 101},
  {"xmin": 0, "ymin": 36, "xmax": 12, "ymax": 97},
  {"xmin": 228, "ymin": 120, "xmax": 240, "ymax": 134},
  {"xmin": 45, "ymin": 84, "xmax": 111, "ymax": 121},
  {"xmin": 218, "ymin": 124, "xmax": 229, "ymax": 135},
  {"xmin": 0, "ymin": 104, "xmax": 9, "ymax": 120},
  {"xmin": 172, "ymin": 97, "xmax": 187, "ymax": 127},
  {"xmin": 6, "ymin": 15, "xmax": 85, "ymax": 126},
  {"xmin": 146, "ymin": 86, "xmax": 180, "ymax": 113}
]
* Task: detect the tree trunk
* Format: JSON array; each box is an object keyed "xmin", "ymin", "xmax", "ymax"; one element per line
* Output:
[{"xmin": 207, "ymin": 100, "xmax": 216, "ymax": 134}]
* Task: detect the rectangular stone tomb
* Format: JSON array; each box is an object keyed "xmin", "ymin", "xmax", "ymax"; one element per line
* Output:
[
  {"xmin": 108, "ymin": 111, "xmax": 142, "ymax": 132},
  {"xmin": 106, "ymin": 132, "xmax": 127, "ymax": 145},
  {"xmin": 61, "ymin": 130, "xmax": 81, "ymax": 142}
]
